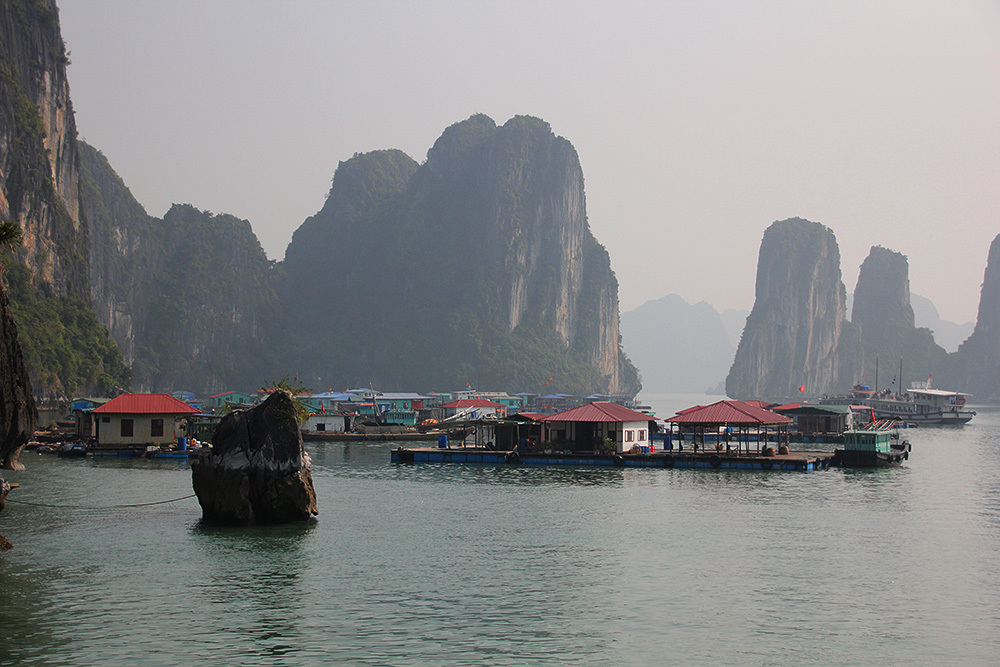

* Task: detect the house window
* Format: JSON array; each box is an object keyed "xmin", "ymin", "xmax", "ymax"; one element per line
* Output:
[
  {"xmin": 102, "ymin": 417, "xmax": 110, "ymax": 423},
  {"xmin": 316, "ymin": 423, "xmax": 326, "ymax": 432},
  {"xmin": 121, "ymin": 419, "xmax": 134, "ymax": 438},
  {"xmin": 150, "ymin": 419, "xmax": 164, "ymax": 437},
  {"xmin": 625, "ymin": 430, "xmax": 634, "ymax": 442}
]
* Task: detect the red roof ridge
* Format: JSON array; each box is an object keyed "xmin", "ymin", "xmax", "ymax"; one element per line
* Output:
[
  {"xmin": 92, "ymin": 393, "xmax": 199, "ymax": 415},
  {"xmin": 542, "ymin": 401, "xmax": 652, "ymax": 423}
]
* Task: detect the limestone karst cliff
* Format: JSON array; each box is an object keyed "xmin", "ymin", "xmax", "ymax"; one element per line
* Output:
[
  {"xmin": 79, "ymin": 144, "xmax": 278, "ymax": 394},
  {"xmin": 73, "ymin": 114, "xmax": 637, "ymax": 397},
  {"xmin": 280, "ymin": 114, "xmax": 639, "ymax": 395},
  {"xmin": 726, "ymin": 218, "xmax": 859, "ymax": 400},
  {"xmin": 851, "ymin": 246, "xmax": 947, "ymax": 390},
  {"xmin": 0, "ymin": 0, "xmax": 86, "ymax": 299},
  {"xmin": 1, "ymin": 1, "xmax": 129, "ymax": 400},
  {"xmin": 79, "ymin": 142, "xmax": 161, "ymax": 367},
  {"xmin": 948, "ymin": 233, "xmax": 1000, "ymax": 400}
]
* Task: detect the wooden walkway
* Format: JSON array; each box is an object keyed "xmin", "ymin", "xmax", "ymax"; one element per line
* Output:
[{"xmin": 391, "ymin": 447, "xmax": 835, "ymax": 472}]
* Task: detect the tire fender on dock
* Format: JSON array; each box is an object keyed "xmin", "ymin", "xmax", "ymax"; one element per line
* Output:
[
  {"xmin": 709, "ymin": 455, "xmax": 722, "ymax": 468},
  {"xmin": 662, "ymin": 455, "xmax": 674, "ymax": 468}
]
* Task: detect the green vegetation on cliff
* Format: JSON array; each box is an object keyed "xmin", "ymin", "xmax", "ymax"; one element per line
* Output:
[{"xmin": 1, "ymin": 257, "xmax": 131, "ymax": 397}]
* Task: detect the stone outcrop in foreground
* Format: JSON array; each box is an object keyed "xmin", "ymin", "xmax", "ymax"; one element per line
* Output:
[
  {"xmin": 0, "ymin": 279, "xmax": 36, "ymax": 470},
  {"xmin": 192, "ymin": 391, "xmax": 318, "ymax": 525}
]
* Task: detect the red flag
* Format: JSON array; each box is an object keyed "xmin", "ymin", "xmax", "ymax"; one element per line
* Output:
[{"xmin": 799, "ymin": 385, "xmax": 806, "ymax": 392}]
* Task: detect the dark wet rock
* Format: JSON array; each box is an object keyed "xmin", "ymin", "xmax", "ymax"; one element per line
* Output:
[
  {"xmin": 0, "ymin": 280, "xmax": 37, "ymax": 470},
  {"xmin": 0, "ymin": 534, "xmax": 11, "ymax": 551},
  {"xmin": 191, "ymin": 391, "xmax": 317, "ymax": 525},
  {"xmin": 0, "ymin": 477, "xmax": 9, "ymax": 511}
]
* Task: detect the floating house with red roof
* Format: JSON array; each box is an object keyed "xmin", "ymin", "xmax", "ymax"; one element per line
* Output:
[
  {"xmin": 541, "ymin": 401, "xmax": 655, "ymax": 454},
  {"xmin": 91, "ymin": 393, "xmax": 199, "ymax": 448}
]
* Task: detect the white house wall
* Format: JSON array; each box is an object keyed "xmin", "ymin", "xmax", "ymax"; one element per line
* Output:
[{"xmin": 95, "ymin": 414, "xmax": 186, "ymax": 447}]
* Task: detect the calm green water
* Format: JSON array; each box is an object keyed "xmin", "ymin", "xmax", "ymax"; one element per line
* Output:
[{"xmin": 2, "ymin": 394, "xmax": 999, "ymax": 665}]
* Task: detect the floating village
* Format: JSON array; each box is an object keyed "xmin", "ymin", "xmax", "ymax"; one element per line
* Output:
[{"xmin": 27, "ymin": 378, "xmax": 976, "ymax": 472}]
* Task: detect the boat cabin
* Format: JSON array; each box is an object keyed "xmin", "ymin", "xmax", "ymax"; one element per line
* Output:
[{"xmin": 843, "ymin": 429, "xmax": 894, "ymax": 453}]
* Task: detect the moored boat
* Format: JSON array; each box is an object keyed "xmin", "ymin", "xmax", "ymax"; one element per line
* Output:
[
  {"xmin": 821, "ymin": 382, "xmax": 975, "ymax": 425},
  {"xmin": 832, "ymin": 420, "xmax": 911, "ymax": 467},
  {"xmin": 56, "ymin": 442, "xmax": 88, "ymax": 458}
]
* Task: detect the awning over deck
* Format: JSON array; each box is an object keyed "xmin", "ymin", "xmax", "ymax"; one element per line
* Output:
[
  {"xmin": 666, "ymin": 400, "xmax": 792, "ymax": 453},
  {"xmin": 668, "ymin": 400, "xmax": 792, "ymax": 426}
]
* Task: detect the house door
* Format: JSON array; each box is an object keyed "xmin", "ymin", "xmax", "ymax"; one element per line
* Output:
[{"xmin": 574, "ymin": 423, "xmax": 597, "ymax": 452}]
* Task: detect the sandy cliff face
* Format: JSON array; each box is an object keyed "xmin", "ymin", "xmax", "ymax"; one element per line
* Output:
[
  {"xmin": 0, "ymin": 0, "xmax": 87, "ymax": 298},
  {"xmin": 726, "ymin": 218, "xmax": 858, "ymax": 400}
]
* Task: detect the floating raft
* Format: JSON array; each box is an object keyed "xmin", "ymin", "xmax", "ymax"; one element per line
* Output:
[{"xmin": 391, "ymin": 448, "xmax": 835, "ymax": 472}]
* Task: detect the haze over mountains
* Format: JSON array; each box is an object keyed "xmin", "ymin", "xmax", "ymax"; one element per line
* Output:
[{"xmin": 623, "ymin": 278, "xmax": 976, "ymax": 395}]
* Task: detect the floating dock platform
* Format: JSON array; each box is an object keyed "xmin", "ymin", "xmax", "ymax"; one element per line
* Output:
[{"xmin": 391, "ymin": 447, "xmax": 835, "ymax": 472}]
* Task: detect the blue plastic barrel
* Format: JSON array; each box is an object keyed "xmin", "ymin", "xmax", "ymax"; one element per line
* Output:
[
  {"xmin": 438, "ymin": 434, "xmax": 448, "ymax": 448},
  {"xmin": 177, "ymin": 437, "xmax": 187, "ymax": 451}
]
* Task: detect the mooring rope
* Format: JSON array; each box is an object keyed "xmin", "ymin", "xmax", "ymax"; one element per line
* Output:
[{"xmin": 4, "ymin": 493, "xmax": 197, "ymax": 509}]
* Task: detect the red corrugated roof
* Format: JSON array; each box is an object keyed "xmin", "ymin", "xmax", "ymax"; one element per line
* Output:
[
  {"xmin": 667, "ymin": 400, "xmax": 791, "ymax": 425},
  {"xmin": 443, "ymin": 399, "xmax": 507, "ymax": 408},
  {"xmin": 542, "ymin": 402, "xmax": 653, "ymax": 423},
  {"xmin": 92, "ymin": 393, "xmax": 199, "ymax": 415}
]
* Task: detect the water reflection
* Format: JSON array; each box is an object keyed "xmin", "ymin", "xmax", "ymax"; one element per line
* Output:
[{"xmin": 191, "ymin": 521, "xmax": 316, "ymax": 661}]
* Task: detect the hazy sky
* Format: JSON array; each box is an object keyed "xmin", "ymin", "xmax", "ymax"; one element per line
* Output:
[{"xmin": 58, "ymin": 1, "xmax": 998, "ymax": 323}]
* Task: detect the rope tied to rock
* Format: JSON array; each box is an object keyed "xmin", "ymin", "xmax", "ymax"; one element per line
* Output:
[{"xmin": 4, "ymin": 493, "xmax": 198, "ymax": 509}]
